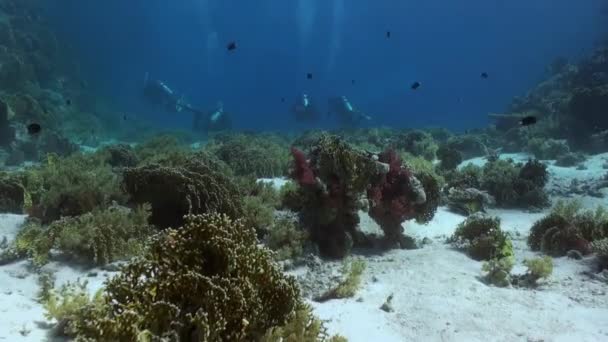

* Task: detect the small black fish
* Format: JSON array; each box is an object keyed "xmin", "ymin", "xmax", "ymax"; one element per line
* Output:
[
  {"xmin": 519, "ymin": 116, "xmax": 537, "ymax": 126},
  {"xmin": 351, "ymin": 79, "xmax": 355, "ymax": 85},
  {"xmin": 411, "ymin": 81, "xmax": 421, "ymax": 90},
  {"xmin": 123, "ymin": 114, "xmax": 128, "ymax": 121},
  {"xmin": 226, "ymin": 41, "xmax": 237, "ymax": 51},
  {"xmin": 307, "ymin": 73, "xmax": 313, "ymax": 80},
  {"xmin": 481, "ymin": 72, "xmax": 489, "ymax": 79},
  {"xmin": 281, "ymin": 97, "xmax": 285, "ymax": 103},
  {"xmin": 65, "ymin": 99, "xmax": 72, "ymax": 106},
  {"xmin": 27, "ymin": 123, "xmax": 41, "ymax": 135},
  {"xmin": 386, "ymin": 31, "xmax": 391, "ymax": 39}
]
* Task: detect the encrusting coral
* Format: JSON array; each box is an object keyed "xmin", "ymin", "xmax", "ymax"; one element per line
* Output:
[{"xmin": 63, "ymin": 213, "xmax": 303, "ymax": 341}]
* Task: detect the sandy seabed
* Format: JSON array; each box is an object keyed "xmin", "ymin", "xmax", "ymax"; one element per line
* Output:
[{"xmin": 1, "ymin": 153, "xmax": 608, "ymax": 341}]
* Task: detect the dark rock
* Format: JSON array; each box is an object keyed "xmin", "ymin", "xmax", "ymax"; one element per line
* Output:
[{"xmin": 566, "ymin": 249, "xmax": 583, "ymax": 260}]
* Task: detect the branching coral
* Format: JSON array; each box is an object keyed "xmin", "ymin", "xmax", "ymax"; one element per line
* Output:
[
  {"xmin": 122, "ymin": 159, "xmax": 243, "ymax": 229},
  {"xmin": 261, "ymin": 303, "xmax": 347, "ymax": 342},
  {"xmin": 1, "ymin": 205, "xmax": 153, "ymax": 267},
  {"xmin": 266, "ymin": 216, "xmax": 308, "ymax": 261},
  {"xmin": 69, "ymin": 213, "xmax": 302, "ymax": 341},
  {"xmin": 242, "ymin": 195, "xmax": 276, "ymax": 238},
  {"xmin": 448, "ymin": 214, "xmax": 513, "ymax": 261},
  {"xmin": 24, "ymin": 153, "xmax": 126, "ymax": 223}
]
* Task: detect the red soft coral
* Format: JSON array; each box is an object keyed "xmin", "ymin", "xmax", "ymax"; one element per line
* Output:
[
  {"xmin": 290, "ymin": 147, "xmax": 316, "ymax": 186},
  {"xmin": 367, "ymin": 149, "xmax": 415, "ymax": 226}
]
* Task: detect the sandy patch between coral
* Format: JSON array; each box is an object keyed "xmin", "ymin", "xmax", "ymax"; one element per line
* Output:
[{"xmin": 310, "ymin": 207, "xmax": 608, "ymax": 342}]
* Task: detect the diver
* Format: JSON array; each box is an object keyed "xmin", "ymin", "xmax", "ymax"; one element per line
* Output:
[
  {"xmin": 292, "ymin": 93, "xmax": 320, "ymax": 122},
  {"xmin": 142, "ymin": 73, "xmax": 231, "ymax": 133},
  {"xmin": 327, "ymin": 96, "xmax": 371, "ymax": 127},
  {"xmin": 193, "ymin": 101, "xmax": 232, "ymax": 133},
  {"xmin": 142, "ymin": 72, "xmax": 191, "ymax": 113}
]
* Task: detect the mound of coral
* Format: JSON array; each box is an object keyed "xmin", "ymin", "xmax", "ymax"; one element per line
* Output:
[
  {"xmin": 63, "ymin": 213, "xmax": 303, "ymax": 341},
  {"xmin": 288, "ymin": 134, "xmax": 439, "ymax": 258}
]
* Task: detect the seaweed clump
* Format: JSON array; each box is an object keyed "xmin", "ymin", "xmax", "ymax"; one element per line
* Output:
[
  {"xmin": 448, "ymin": 214, "xmax": 513, "ymax": 261},
  {"xmin": 528, "ymin": 200, "xmax": 608, "ymax": 256},
  {"xmin": 68, "ymin": 213, "xmax": 302, "ymax": 341},
  {"xmin": 122, "ymin": 159, "xmax": 243, "ymax": 229}
]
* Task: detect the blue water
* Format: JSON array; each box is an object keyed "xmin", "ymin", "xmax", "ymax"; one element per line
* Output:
[{"xmin": 45, "ymin": 0, "xmax": 607, "ymax": 133}]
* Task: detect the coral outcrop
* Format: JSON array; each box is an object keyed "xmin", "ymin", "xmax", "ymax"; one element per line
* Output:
[
  {"xmin": 69, "ymin": 213, "xmax": 302, "ymax": 341},
  {"xmin": 122, "ymin": 159, "xmax": 243, "ymax": 229}
]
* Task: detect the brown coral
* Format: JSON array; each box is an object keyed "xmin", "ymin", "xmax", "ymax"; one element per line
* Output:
[{"xmin": 122, "ymin": 160, "xmax": 243, "ymax": 229}]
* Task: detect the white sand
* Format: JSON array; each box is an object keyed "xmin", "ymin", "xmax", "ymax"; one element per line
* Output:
[
  {"xmin": 0, "ymin": 215, "xmax": 117, "ymax": 341},
  {"xmin": 312, "ymin": 207, "xmax": 608, "ymax": 342}
]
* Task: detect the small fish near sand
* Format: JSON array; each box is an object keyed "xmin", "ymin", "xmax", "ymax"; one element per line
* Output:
[
  {"xmin": 519, "ymin": 115, "xmax": 537, "ymax": 126},
  {"xmin": 27, "ymin": 123, "xmax": 41, "ymax": 135}
]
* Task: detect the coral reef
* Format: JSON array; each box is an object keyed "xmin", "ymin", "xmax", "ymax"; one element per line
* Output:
[
  {"xmin": 448, "ymin": 214, "xmax": 513, "ymax": 261},
  {"xmin": 122, "ymin": 159, "xmax": 243, "ymax": 229},
  {"xmin": 265, "ymin": 215, "xmax": 308, "ymax": 261},
  {"xmin": 288, "ymin": 135, "xmax": 376, "ymax": 258},
  {"xmin": 206, "ymin": 133, "xmax": 290, "ymax": 177},
  {"xmin": 0, "ymin": 171, "xmax": 25, "ymax": 213},
  {"xmin": 68, "ymin": 213, "xmax": 302, "ymax": 341},
  {"xmin": 528, "ymin": 201, "xmax": 608, "ymax": 256},
  {"xmin": 288, "ymin": 135, "xmax": 439, "ymax": 257},
  {"xmin": 436, "ymin": 144, "xmax": 462, "ymax": 171},
  {"xmin": 446, "ymin": 187, "xmax": 495, "ymax": 216},
  {"xmin": 394, "ymin": 130, "xmax": 438, "ymax": 161},
  {"xmin": 480, "ymin": 159, "xmax": 549, "ymax": 209},
  {"xmin": 591, "ymin": 238, "xmax": 608, "ymax": 270},
  {"xmin": 526, "ymin": 138, "xmax": 570, "ymax": 160},
  {"xmin": 1, "ymin": 204, "xmax": 152, "ymax": 266},
  {"xmin": 101, "ymin": 143, "xmax": 138, "ymax": 167},
  {"xmin": 24, "ymin": 153, "xmax": 125, "ymax": 223}
]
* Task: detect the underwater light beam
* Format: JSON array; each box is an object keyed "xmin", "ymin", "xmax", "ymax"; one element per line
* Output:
[
  {"xmin": 297, "ymin": 0, "xmax": 316, "ymax": 50},
  {"xmin": 327, "ymin": 0, "xmax": 345, "ymax": 73}
]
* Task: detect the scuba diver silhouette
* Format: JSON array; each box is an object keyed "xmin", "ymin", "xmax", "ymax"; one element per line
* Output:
[
  {"xmin": 327, "ymin": 96, "xmax": 371, "ymax": 127},
  {"xmin": 292, "ymin": 93, "xmax": 320, "ymax": 123},
  {"xmin": 142, "ymin": 73, "xmax": 231, "ymax": 133}
]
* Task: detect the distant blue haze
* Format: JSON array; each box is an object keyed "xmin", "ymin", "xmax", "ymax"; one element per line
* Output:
[{"xmin": 44, "ymin": 0, "xmax": 607, "ymax": 132}]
